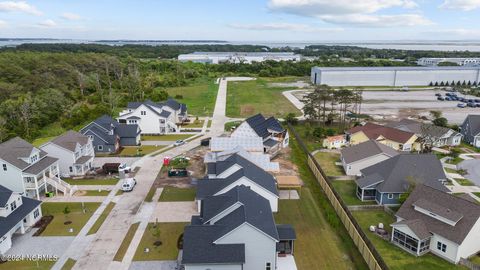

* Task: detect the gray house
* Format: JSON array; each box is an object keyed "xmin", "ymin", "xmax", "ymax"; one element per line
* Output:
[
  {"xmin": 341, "ymin": 140, "xmax": 398, "ymax": 176},
  {"xmin": 460, "ymin": 115, "xmax": 480, "ymax": 148},
  {"xmin": 80, "ymin": 115, "xmax": 141, "ymax": 154},
  {"xmin": 182, "ymin": 185, "xmax": 296, "ymax": 270},
  {"xmin": 356, "ymin": 154, "xmax": 449, "ymax": 205},
  {"xmin": 387, "ymin": 119, "xmax": 462, "ymax": 147}
]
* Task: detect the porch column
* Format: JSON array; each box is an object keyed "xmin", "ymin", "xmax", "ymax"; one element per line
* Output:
[
  {"xmin": 291, "ymin": 240, "xmax": 294, "ymax": 255},
  {"xmin": 417, "ymin": 239, "xmax": 421, "ymax": 256},
  {"xmin": 361, "ymin": 189, "xmax": 364, "ymax": 201},
  {"xmin": 35, "ymin": 188, "xmax": 40, "ymax": 200},
  {"xmin": 20, "ymin": 223, "xmax": 25, "ymax": 234}
]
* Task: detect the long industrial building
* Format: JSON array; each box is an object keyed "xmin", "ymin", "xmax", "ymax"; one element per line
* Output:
[
  {"xmin": 311, "ymin": 66, "xmax": 480, "ymax": 87},
  {"xmin": 178, "ymin": 52, "xmax": 301, "ymax": 64}
]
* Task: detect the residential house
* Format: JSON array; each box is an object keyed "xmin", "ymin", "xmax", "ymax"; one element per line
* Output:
[
  {"xmin": 341, "ymin": 140, "xmax": 399, "ymax": 176},
  {"xmin": 0, "ymin": 137, "xmax": 71, "ymax": 199},
  {"xmin": 356, "ymin": 154, "xmax": 449, "ymax": 205},
  {"xmin": 210, "ymin": 137, "xmax": 264, "ymax": 153},
  {"xmin": 386, "ymin": 118, "xmax": 462, "ymax": 147},
  {"xmin": 182, "ymin": 185, "xmax": 296, "ymax": 270},
  {"xmin": 0, "ymin": 185, "xmax": 42, "ymax": 255},
  {"xmin": 41, "ymin": 131, "xmax": 95, "ymax": 177},
  {"xmin": 204, "ymin": 146, "xmax": 280, "ymax": 172},
  {"xmin": 231, "ymin": 114, "xmax": 289, "ymax": 155},
  {"xmin": 460, "ymin": 115, "xmax": 480, "ymax": 148},
  {"xmin": 322, "ymin": 135, "xmax": 347, "ymax": 149},
  {"xmin": 391, "ymin": 184, "xmax": 480, "ymax": 264},
  {"xmin": 347, "ymin": 122, "xmax": 419, "ymax": 151},
  {"xmin": 80, "ymin": 115, "xmax": 141, "ymax": 154},
  {"xmin": 117, "ymin": 99, "xmax": 187, "ymax": 135},
  {"xmin": 197, "ymin": 154, "xmax": 279, "ymax": 212}
]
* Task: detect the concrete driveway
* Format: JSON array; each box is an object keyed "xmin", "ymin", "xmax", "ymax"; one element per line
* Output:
[
  {"xmin": 458, "ymin": 159, "xmax": 480, "ymax": 186},
  {"xmin": 93, "ymin": 157, "xmax": 140, "ymax": 168},
  {"xmin": 7, "ymin": 230, "xmax": 75, "ymax": 257},
  {"xmin": 129, "ymin": 261, "xmax": 177, "ymax": 270},
  {"xmin": 150, "ymin": 202, "xmax": 198, "ymax": 222}
]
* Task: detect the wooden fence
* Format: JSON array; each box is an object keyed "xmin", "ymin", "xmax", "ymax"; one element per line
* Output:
[{"xmin": 289, "ymin": 124, "xmax": 388, "ymax": 270}]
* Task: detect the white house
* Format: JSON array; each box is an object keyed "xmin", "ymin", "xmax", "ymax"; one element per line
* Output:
[
  {"xmin": 231, "ymin": 114, "xmax": 289, "ymax": 155},
  {"xmin": 182, "ymin": 185, "xmax": 296, "ymax": 270},
  {"xmin": 117, "ymin": 99, "xmax": 187, "ymax": 135},
  {"xmin": 40, "ymin": 131, "xmax": 95, "ymax": 177},
  {"xmin": 0, "ymin": 137, "xmax": 72, "ymax": 199},
  {"xmin": 391, "ymin": 184, "xmax": 480, "ymax": 264},
  {"xmin": 0, "ymin": 185, "xmax": 42, "ymax": 255},
  {"xmin": 204, "ymin": 146, "xmax": 280, "ymax": 172},
  {"xmin": 341, "ymin": 140, "xmax": 398, "ymax": 176}
]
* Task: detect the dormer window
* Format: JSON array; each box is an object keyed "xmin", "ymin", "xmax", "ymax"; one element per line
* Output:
[
  {"xmin": 10, "ymin": 201, "xmax": 17, "ymax": 211},
  {"xmin": 88, "ymin": 135, "xmax": 94, "ymax": 141},
  {"xmin": 30, "ymin": 154, "xmax": 38, "ymax": 164}
]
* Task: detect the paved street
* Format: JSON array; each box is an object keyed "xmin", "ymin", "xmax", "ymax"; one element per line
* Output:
[{"xmin": 458, "ymin": 159, "xmax": 480, "ymax": 186}]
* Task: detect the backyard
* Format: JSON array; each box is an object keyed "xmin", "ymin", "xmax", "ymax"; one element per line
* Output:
[
  {"xmin": 133, "ymin": 222, "xmax": 187, "ymax": 261},
  {"xmin": 40, "ymin": 202, "xmax": 101, "ymax": 236},
  {"xmin": 63, "ymin": 178, "xmax": 119, "ymax": 185},
  {"xmin": 0, "ymin": 261, "xmax": 55, "ymax": 270},
  {"xmin": 119, "ymin": 145, "xmax": 166, "ymax": 156},
  {"xmin": 226, "ymin": 77, "xmax": 302, "ymax": 118},
  {"xmin": 352, "ymin": 210, "xmax": 465, "ymax": 270},
  {"xmin": 313, "ymin": 152, "xmax": 344, "ymax": 177},
  {"xmin": 159, "ymin": 187, "xmax": 196, "ymax": 202},
  {"xmin": 331, "ymin": 180, "xmax": 376, "ymax": 206}
]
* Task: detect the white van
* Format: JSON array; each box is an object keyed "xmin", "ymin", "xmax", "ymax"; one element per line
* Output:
[{"xmin": 121, "ymin": 178, "xmax": 137, "ymax": 192}]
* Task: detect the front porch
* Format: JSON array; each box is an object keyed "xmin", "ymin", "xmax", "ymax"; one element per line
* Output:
[
  {"xmin": 23, "ymin": 161, "xmax": 62, "ymax": 200},
  {"xmin": 72, "ymin": 156, "xmax": 94, "ymax": 176}
]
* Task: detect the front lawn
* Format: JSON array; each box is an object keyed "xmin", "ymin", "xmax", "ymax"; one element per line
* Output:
[
  {"xmin": 0, "ymin": 261, "xmax": 55, "ymax": 270},
  {"xmin": 352, "ymin": 210, "xmax": 464, "ymax": 270},
  {"xmin": 455, "ymin": 178, "xmax": 475, "ymax": 186},
  {"xmin": 473, "ymin": 192, "xmax": 480, "ymax": 198},
  {"xmin": 87, "ymin": 202, "xmax": 116, "ymax": 235},
  {"xmin": 63, "ymin": 178, "xmax": 119, "ymax": 185},
  {"xmin": 141, "ymin": 134, "xmax": 193, "ymax": 141},
  {"xmin": 159, "ymin": 187, "xmax": 196, "ymax": 202},
  {"xmin": 75, "ymin": 190, "xmax": 111, "ymax": 196},
  {"xmin": 313, "ymin": 152, "xmax": 344, "ymax": 177},
  {"xmin": 226, "ymin": 78, "xmax": 301, "ymax": 118},
  {"xmin": 133, "ymin": 223, "xmax": 187, "ymax": 261},
  {"xmin": 60, "ymin": 258, "xmax": 77, "ymax": 270},
  {"xmin": 331, "ymin": 180, "xmax": 376, "ymax": 206},
  {"xmin": 119, "ymin": 145, "xmax": 166, "ymax": 156},
  {"xmin": 40, "ymin": 202, "xmax": 101, "ymax": 236},
  {"xmin": 444, "ymin": 168, "xmax": 458, "ymax": 174},
  {"xmin": 180, "ymin": 119, "xmax": 204, "ymax": 128}
]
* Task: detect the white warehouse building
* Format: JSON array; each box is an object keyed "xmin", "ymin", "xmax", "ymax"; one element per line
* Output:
[
  {"xmin": 417, "ymin": 58, "xmax": 480, "ymax": 67},
  {"xmin": 311, "ymin": 66, "xmax": 480, "ymax": 87},
  {"xmin": 178, "ymin": 52, "xmax": 301, "ymax": 64}
]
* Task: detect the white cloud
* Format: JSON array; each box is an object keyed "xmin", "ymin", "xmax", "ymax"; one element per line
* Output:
[
  {"xmin": 0, "ymin": 1, "xmax": 42, "ymax": 15},
  {"xmin": 229, "ymin": 22, "xmax": 343, "ymax": 32},
  {"xmin": 440, "ymin": 0, "xmax": 480, "ymax": 11},
  {"xmin": 267, "ymin": 0, "xmax": 430, "ymax": 27},
  {"xmin": 37, "ymin": 19, "xmax": 56, "ymax": 27},
  {"xmin": 0, "ymin": 19, "xmax": 6, "ymax": 28},
  {"xmin": 424, "ymin": 28, "xmax": 480, "ymax": 36},
  {"xmin": 61, "ymin": 12, "xmax": 82, "ymax": 20}
]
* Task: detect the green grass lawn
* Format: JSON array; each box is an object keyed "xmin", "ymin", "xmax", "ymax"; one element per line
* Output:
[
  {"xmin": 87, "ymin": 202, "xmax": 116, "ymax": 235},
  {"xmin": 76, "ymin": 190, "xmax": 111, "ymax": 196},
  {"xmin": 63, "ymin": 178, "xmax": 119, "ymax": 185},
  {"xmin": 40, "ymin": 202, "xmax": 101, "ymax": 236},
  {"xmin": 159, "ymin": 77, "xmax": 218, "ymax": 116},
  {"xmin": 0, "ymin": 260, "xmax": 55, "ymax": 270},
  {"xmin": 473, "ymin": 192, "xmax": 480, "ymax": 198},
  {"xmin": 352, "ymin": 210, "xmax": 464, "ymax": 270},
  {"xmin": 454, "ymin": 178, "xmax": 475, "ymax": 186},
  {"xmin": 31, "ymin": 136, "xmax": 56, "ymax": 147},
  {"xmin": 444, "ymin": 168, "xmax": 458, "ymax": 174},
  {"xmin": 226, "ymin": 78, "xmax": 301, "ymax": 118},
  {"xmin": 119, "ymin": 145, "xmax": 166, "ymax": 156},
  {"xmin": 159, "ymin": 187, "xmax": 196, "ymax": 201},
  {"xmin": 113, "ymin": 222, "xmax": 140, "ymax": 261},
  {"xmin": 133, "ymin": 223, "xmax": 187, "ymax": 261},
  {"xmin": 290, "ymin": 122, "xmax": 342, "ymax": 152},
  {"xmin": 225, "ymin": 121, "xmax": 243, "ymax": 132},
  {"xmin": 60, "ymin": 258, "xmax": 77, "ymax": 270},
  {"xmin": 331, "ymin": 180, "xmax": 376, "ymax": 206},
  {"xmin": 141, "ymin": 134, "xmax": 193, "ymax": 141},
  {"xmin": 470, "ymin": 255, "xmax": 480, "ymax": 264},
  {"xmin": 274, "ymin": 135, "xmax": 368, "ymax": 270},
  {"xmin": 181, "ymin": 119, "xmax": 204, "ymax": 128},
  {"xmin": 313, "ymin": 152, "xmax": 344, "ymax": 177}
]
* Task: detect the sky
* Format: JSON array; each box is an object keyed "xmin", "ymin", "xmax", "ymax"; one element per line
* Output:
[{"xmin": 0, "ymin": 0, "xmax": 480, "ymax": 41}]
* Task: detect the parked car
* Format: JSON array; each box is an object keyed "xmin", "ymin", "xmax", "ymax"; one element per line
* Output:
[
  {"xmin": 168, "ymin": 168, "xmax": 188, "ymax": 177},
  {"xmin": 118, "ymin": 163, "xmax": 131, "ymax": 173},
  {"xmin": 475, "ymin": 99, "xmax": 480, "ymax": 103},
  {"xmin": 435, "ymin": 93, "xmax": 442, "ymax": 97},
  {"xmin": 437, "ymin": 96, "xmax": 445, "ymax": 101},
  {"xmin": 121, "ymin": 178, "xmax": 137, "ymax": 192},
  {"xmin": 103, "ymin": 163, "xmax": 121, "ymax": 174},
  {"xmin": 445, "ymin": 97, "xmax": 452, "ymax": 101},
  {"xmin": 457, "ymin": 103, "xmax": 467, "ymax": 108},
  {"xmin": 467, "ymin": 99, "xmax": 474, "ymax": 103},
  {"xmin": 458, "ymin": 97, "xmax": 466, "ymax": 102},
  {"xmin": 173, "ymin": 140, "xmax": 185, "ymax": 146},
  {"xmin": 467, "ymin": 102, "xmax": 476, "ymax": 108}
]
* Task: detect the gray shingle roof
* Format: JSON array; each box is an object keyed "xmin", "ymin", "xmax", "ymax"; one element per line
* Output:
[
  {"xmin": 51, "ymin": 130, "xmax": 89, "ymax": 152},
  {"xmin": 23, "ymin": 156, "xmax": 58, "ymax": 175},
  {"xmin": 391, "ymin": 219, "xmax": 431, "ymax": 240},
  {"xmin": 395, "ymin": 184, "xmax": 480, "ymax": 244},
  {"xmin": 245, "ymin": 114, "xmax": 285, "ymax": 139},
  {"xmin": 413, "ymin": 198, "xmax": 464, "ymax": 224},
  {"xmin": 82, "ymin": 124, "xmax": 116, "ymax": 145},
  {"xmin": 0, "ymin": 194, "xmax": 41, "ymax": 237},
  {"xmin": 0, "ymin": 137, "xmax": 47, "ymax": 170},
  {"xmin": 116, "ymin": 124, "xmax": 140, "ymax": 138},
  {"xmin": 387, "ymin": 119, "xmax": 460, "ymax": 139},
  {"xmin": 0, "ymin": 185, "xmax": 13, "ymax": 206},
  {"xmin": 75, "ymin": 156, "xmax": 92, "ymax": 164},
  {"xmin": 462, "ymin": 114, "xmax": 480, "ymax": 140},
  {"xmin": 159, "ymin": 110, "xmax": 171, "ymax": 118},
  {"xmin": 357, "ymin": 154, "xmax": 448, "ymax": 193},
  {"xmin": 276, "ymin": 224, "xmax": 296, "ymax": 240},
  {"xmin": 341, "ymin": 140, "xmax": 398, "ymax": 164}
]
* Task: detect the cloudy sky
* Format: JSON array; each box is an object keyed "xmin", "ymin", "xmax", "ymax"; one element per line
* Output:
[{"xmin": 0, "ymin": 0, "xmax": 480, "ymax": 41}]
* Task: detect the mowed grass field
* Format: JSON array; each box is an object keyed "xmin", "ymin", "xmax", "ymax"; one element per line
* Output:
[
  {"xmin": 226, "ymin": 77, "xmax": 302, "ymax": 118},
  {"xmin": 160, "ymin": 77, "xmax": 218, "ymax": 116},
  {"xmin": 40, "ymin": 202, "xmax": 101, "ymax": 236}
]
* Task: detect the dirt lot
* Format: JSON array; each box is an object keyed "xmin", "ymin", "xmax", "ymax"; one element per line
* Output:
[{"xmin": 272, "ymin": 148, "xmax": 299, "ymax": 176}]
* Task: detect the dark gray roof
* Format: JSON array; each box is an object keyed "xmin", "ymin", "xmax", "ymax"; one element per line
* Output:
[
  {"xmin": 341, "ymin": 140, "xmax": 398, "ymax": 164},
  {"xmin": 82, "ymin": 124, "xmax": 116, "ymax": 145},
  {"xmin": 23, "ymin": 156, "xmax": 58, "ymax": 175},
  {"xmin": 357, "ymin": 173, "xmax": 384, "ymax": 189},
  {"xmin": 276, "ymin": 224, "xmax": 296, "ymax": 240},
  {"xmin": 0, "ymin": 195, "xmax": 41, "ymax": 237},
  {"xmin": 357, "ymin": 154, "xmax": 448, "ymax": 193},
  {"xmin": 180, "ymin": 103, "xmax": 187, "ymax": 115},
  {"xmin": 93, "ymin": 114, "xmax": 118, "ymax": 130},
  {"xmin": 0, "ymin": 137, "xmax": 47, "ymax": 170},
  {"xmin": 116, "ymin": 124, "xmax": 140, "ymax": 138},
  {"xmin": 245, "ymin": 114, "xmax": 285, "ymax": 139},
  {"xmin": 387, "ymin": 119, "xmax": 459, "ymax": 139},
  {"xmin": 0, "ymin": 185, "xmax": 13, "ymax": 206},
  {"xmin": 395, "ymin": 184, "xmax": 480, "ymax": 244},
  {"xmin": 391, "ymin": 219, "xmax": 431, "ymax": 240},
  {"xmin": 164, "ymin": 98, "xmax": 181, "ymax": 110},
  {"xmin": 51, "ymin": 130, "xmax": 89, "ymax": 151},
  {"xmin": 462, "ymin": 114, "xmax": 480, "ymax": 138},
  {"xmin": 413, "ymin": 198, "xmax": 464, "ymax": 224},
  {"xmin": 159, "ymin": 110, "xmax": 171, "ymax": 118},
  {"xmin": 126, "ymin": 116, "xmax": 141, "ymax": 120},
  {"xmin": 264, "ymin": 138, "xmax": 279, "ymax": 148},
  {"xmin": 75, "ymin": 156, "xmax": 92, "ymax": 164}
]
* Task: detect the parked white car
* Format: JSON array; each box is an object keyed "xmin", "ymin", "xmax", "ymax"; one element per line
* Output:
[
  {"xmin": 118, "ymin": 163, "xmax": 131, "ymax": 173},
  {"xmin": 173, "ymin": 140, "xmax": 185, "ymax": 146},
  {"xmin": 121, "ymin": 178, "xmax": 137, "ymax": 192}
]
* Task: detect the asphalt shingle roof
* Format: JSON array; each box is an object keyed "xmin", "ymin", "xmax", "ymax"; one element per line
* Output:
[
  {"xmin": 0, "ymin": 185, "xmax": 13, "ymax": 206},
  {"xmin": 23, "ymin": 156, "xmax": 58, "ymax": 175},
  {"xmin": 395, "ymin": 184, "xmax": 480, "ymax": 244},
  {"xmin": 347, "ymin": 123, "xmax": 416, "ymax": 144},
  {"xmin": 276, "ymin": 224, "xmax": 297, "ymax": 240},
  {"xmin": 462, "ymin": 114, "xmax": 480, "ymax": 139},
  {"xmin": 116, "ymin": 124, "xmax": 140, "ymax": 138},
  {"xmin": 0, "ymin": 194, "xmax": 41, "ymax": 237},
  {"xmin": 387, "ymin": 119, "xmax": 460, "ymax": 139},
  {"xmin": 341, "ymin": 140, "xmax": 398, "ymax": 164},
  {"xmin": 391, "ymin": 219, "xmax": 431, "ymax": 240},
  {"xmin": 245, "ymin": 114, "xmax": 285, "ymax": 139},
  {"xmin": 51, "ymin": 130, "xmax": 89, "ymax": 152},
  {"xmin": 0, "ymin": 137, "xmax": 47, "ymax": 170}
]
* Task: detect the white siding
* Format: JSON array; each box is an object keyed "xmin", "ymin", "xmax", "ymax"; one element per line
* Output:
[
  {"xmin": 231, "ymin": 122, "xmax": 260, "ymax": 138},
  {"xmin": 457, "ymin": 219, "xmax": 480, "ymax": 262},
  {"xmin": 430, "ymin": 234, "xmax": 460, "ymax": 263},
  {"xmin": 216, "ymin": 223, "xmax": 277, "ymax": 270},
  {"xmin": 40, "ymin": 143, "xmax": 75, "ymax": 176},
  {"xmin": 185, "ymin": 264, "xmax": 241, "ymax": 270},
  {"xmin": 343, "ymin": 154, "xmax": 392, "ymax": 176},
  {"xmin": 0, "ymin": 159, "xmax": 25, "ymax": 194},
  {"xmin": 216, "ymin": 164, "xmax": 242, "ymax": 178}
]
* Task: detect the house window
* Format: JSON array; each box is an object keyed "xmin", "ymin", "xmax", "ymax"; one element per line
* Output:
[
  {"xmin": 98, "ymin": 145, "xmax": 103, "ymax": 151},
  {"xmin": 2, "ymin": 164, "xmax": 6, "ymax": 171},
  {"xmin": 141, "ymin": 111, "xmax": 146, "ymax": 115},
  {"xmin": 34, "ymin": 209, "xmax": 40, "ymax": 219},
  {"xmin": 437, "ymin": 241, "xmax": 447, "ymax": 252},
  {"xmin": 266, "ymin": 262, "xmax": 271, "ymax": 270},
  {"xmin": 10, "ymin": 201, "xmax": 17, "ymax": 211},
  {"xmin": 69, "ymin": 166, "xmax": 73, "ymax": 173},
  {"xmin": 88, "ymin": 135, "xmax": 94, "ymax": 141},
  {"xmin": 387, "ymin": 194, "xmax": 394, "ymax": 199}
]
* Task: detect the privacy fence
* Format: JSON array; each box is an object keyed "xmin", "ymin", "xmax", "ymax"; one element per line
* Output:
[{"xmin": 288, "ymin": 124, "xmax": 388, "ymax": 270}]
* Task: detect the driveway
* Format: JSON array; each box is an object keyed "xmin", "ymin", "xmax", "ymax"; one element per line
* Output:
[
  {"xmin": 6, "ymin": 230, "xmax": 75, "ymax": 257},
  {"xmin": 93, "ymin": 157, "xmax": 140, "ymax": 168},
  {"xmin": 129, "ymin": 261, "xmax": 177, "ymax": 270},
  {"xmin": 150, "ymin": 202, "xmax": 198, "ymax": 222},
  {"xmin": 458, "ymin": 159, "xmax": 480, "ymax": 186}
]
